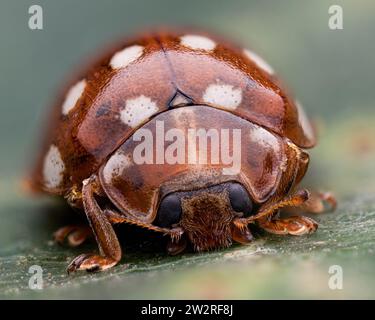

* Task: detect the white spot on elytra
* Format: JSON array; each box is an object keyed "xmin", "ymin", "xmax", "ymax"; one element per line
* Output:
[
  {"xmin": 110, "ymin": 45, "xmax": 144, "ymax": 69},
  {"xmin": 250, "ymin": 126, "xmax": 280, "ymax": 152},
  {"xmin": 244, "ymin": 49, "xmax": 274, "ymax": 75},
  {"xmin": 202, "ymin": 83, "xmax": 242, "ymax": 110},
  {"xmin": 102, "ymin": 152, "xmax": 132, "ymax": 183},
  {"xmin": 61, "ymin": 79, "xmax": 86, "ymax": 115},
  {"xmin": 295, "ymin": 100, "xmax": 315, "ymax": 142},
  {"xmin": 180, "ymin": 35, "xmax": 216, "ymax": 51},
  {"xmin": 43, "ymin": 145, "xmax": 65, "ymax": 189},
  {"xmin": 120, "ymin": 95, "xmax": 159, "ymax": 128}
]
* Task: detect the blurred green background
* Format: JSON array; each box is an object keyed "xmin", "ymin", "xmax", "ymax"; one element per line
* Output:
[{"xmin": 0, "ymin": 0, "xmax": 374, "ymax": 299}]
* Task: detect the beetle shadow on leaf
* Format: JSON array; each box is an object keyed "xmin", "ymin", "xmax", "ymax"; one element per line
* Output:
[{"xmin": 35, "ymin": 198, "xmax": 169, "ymax": 256}]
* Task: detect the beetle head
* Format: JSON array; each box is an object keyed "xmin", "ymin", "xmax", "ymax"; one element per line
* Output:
[{"xmin": 155, "ymin": 182, "xmax": 255, "ymax": 253}]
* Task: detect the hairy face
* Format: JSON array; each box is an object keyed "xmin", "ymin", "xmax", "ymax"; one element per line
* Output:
[
  {"xmin": 180, "ymin": 189, "xmax": 236, "ymax": 251},
  {"xmin": 155, "ymin": 182, "xmax": 255, "ymax": 253}
]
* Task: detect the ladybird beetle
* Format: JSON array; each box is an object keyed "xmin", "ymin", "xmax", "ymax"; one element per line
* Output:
[{"xmin": 29, "ymin": 30, "xmax": 336, "ymax": 272}]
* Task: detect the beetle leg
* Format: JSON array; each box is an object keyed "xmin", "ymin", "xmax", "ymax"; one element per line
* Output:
[
  {"xmin": 251, "ymin": 190, "xmax": 329, "ymax": 236},
  {"xmin": 54, "ymin": 225, "xmax": 92, "ymax": 247},
  {"xmin": 64, "ymin": 184, "xmax": 83, "ymax": 209},
  {"xmin": 167, "ymin": 235, "xmax": 188, "ymax": 255},
  {"xmin": 234, "ymin": 189, "xmax": 310, "ymax": 230},
  {"xmin": 289, "ymin": 191, "xmax": 337, "ymax": 214},
  {"xmin": 67, "ymin": 175, "xmax": 121, "ymax": 273},
  {"xmin": 231, "ymin": 223, "xmax": 253, "ymax": 244},
  {"xmin": 103, "ymin": 208, "xmax": 184, "ymax": 238},
  {"xmin": 258, "ymin": 216, "xmax": 318, "ymax": 236}
]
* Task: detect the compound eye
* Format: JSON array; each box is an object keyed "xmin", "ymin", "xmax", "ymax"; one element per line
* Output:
[
  {"xmin": 228, "ymin": 183, "xmax": 254, "ymax": 217},
  {"xmin": 155, "ymin": 193, "xmax": 182, "ymax": 228}
]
